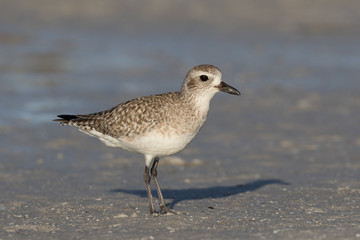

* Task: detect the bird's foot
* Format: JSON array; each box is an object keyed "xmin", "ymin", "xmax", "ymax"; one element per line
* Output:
[
  {"xmin": 159, "ymin": 204, "xmax": 181, "ymax": 215},
  {"xmin": 151, "ymin": 212, "xmax": 160, "ymax": 217},
  {"xmin": 150, "ymin": 205, "xmax": 181, "ymax": 216}
]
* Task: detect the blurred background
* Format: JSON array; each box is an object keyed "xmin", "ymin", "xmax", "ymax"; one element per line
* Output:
[
  {"xmin": 1, "ymin": 0, "xmax": 360, "ymax": 125},
  {"xmin": 1, "ymin": 0, "xmax": 360, "ymax": 238}
]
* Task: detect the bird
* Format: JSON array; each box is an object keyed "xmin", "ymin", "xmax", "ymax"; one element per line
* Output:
[{"xmin": 54, "ymin": 64, "xmax": 240, "ymax": 215}]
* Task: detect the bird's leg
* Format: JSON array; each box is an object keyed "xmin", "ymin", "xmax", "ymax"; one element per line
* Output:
[
  {"xmin": 144, "ymin": 165, "xmax": 155, "ymax": 215},
  {"xmin": 150, "ymin": 157, "xmax": 178, "ymax": 214}
]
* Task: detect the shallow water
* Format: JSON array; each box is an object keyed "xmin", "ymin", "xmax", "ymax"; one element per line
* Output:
[{"xmin": 1, "ymin": 28, "xmax": 360, "ymax": 127}]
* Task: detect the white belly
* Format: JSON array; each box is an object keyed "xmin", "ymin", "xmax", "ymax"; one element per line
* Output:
[{"xmin": 80, "ymin": 128, "xmax": 197, "ymax": 157}]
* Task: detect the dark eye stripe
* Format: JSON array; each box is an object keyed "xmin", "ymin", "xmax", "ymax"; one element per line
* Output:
[{"xmin": 200, "ymin": 75, "xmax": 209, "ymax": 81}]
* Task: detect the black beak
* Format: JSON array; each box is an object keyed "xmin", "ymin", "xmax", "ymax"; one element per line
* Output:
[{"xmin": 217, "ymin": 81, "xmax": 241, "ymax": 95}]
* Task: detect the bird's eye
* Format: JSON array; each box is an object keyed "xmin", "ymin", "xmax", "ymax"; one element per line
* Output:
[{"xmin": 200, "ymin": 75, "xmax": 209, "ymax": 81}]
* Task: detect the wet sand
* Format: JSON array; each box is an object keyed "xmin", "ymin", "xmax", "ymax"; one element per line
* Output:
[{"xmin": 1, "ymin": 1, "xmax": 360, "ymax": 239}]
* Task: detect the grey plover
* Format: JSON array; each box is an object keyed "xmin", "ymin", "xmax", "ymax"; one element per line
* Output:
[{"xmin": 55, "ymin": 64, "xmax": 240, "ymax": 215}]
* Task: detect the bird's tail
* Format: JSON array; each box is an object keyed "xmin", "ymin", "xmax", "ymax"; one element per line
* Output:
[
  {"xmin": 53, "ymin": 114, "xmax": 79, "ymax": 125},
  {"xmin": 54, "ymin": 114, "xmax": 105, "ymax": 133}
]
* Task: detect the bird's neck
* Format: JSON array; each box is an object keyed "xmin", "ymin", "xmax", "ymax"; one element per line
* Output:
[{"xmin": 180, "ymin": 90, "xmax": 215, "ymax": 116}]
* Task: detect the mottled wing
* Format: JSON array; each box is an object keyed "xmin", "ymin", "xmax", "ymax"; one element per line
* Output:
[
  {"xmin": 103, "ymin": 92, "xmax": 182, "ymax": 138},
  {"xmin": 55, "ymin": 92, "xmax": 180, "ymax": 139}
]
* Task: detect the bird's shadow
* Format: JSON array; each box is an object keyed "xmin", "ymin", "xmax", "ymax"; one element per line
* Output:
[{"xmin": 110, "ymin": 179, "xmax": 289, "ymax": 209}]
